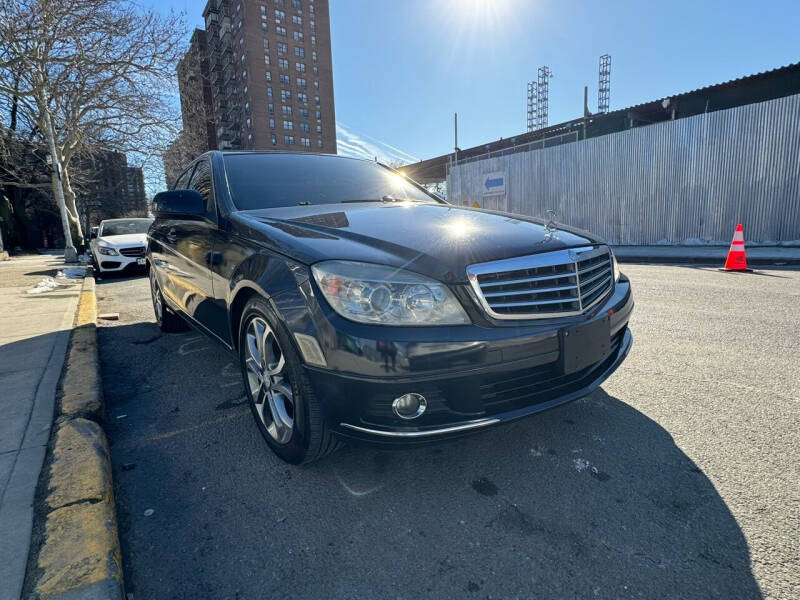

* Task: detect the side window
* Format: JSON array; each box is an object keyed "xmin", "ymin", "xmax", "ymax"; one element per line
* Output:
[
  {"xmin": 188, "ymin": 159, "xmax": 216, "ymax": 222},
  {"xmin": 172, "ymin": 166, "xmax": 194, "ymax": 190}
]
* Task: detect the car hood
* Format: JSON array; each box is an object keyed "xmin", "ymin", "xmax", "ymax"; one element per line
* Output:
[
  {"xmin": 231, "ymin": 202, "xmax": 604, "ymax": 283},
  {"xmin": 97, "ymin": 233, "xmax": 148, "ymax": 247}
]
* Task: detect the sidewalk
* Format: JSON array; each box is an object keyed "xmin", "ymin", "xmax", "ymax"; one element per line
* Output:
[
  {"xmin": 0, "ymin": 255, "xmax": 83, "ymax": 599},
  {"xmin": 613, "ymin": 245, "xmax": 800, "ymax": 265}
]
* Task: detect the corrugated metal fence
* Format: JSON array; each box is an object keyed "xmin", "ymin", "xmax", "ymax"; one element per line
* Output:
[{"xmin": 447, "ymin": 94, "xmax": 800, "ymax": 244}]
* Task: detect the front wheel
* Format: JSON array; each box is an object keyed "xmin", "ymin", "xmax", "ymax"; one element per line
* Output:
[
  {"xmin": 150, "ymin": 268, "xmax": 187, "ymax": 332},
  {"xmin": 239, "ymin": 296, "xmax": 341, "ymax": 464}
]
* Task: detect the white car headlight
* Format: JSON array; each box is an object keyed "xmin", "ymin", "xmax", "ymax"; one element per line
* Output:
[
  {"xmin": 610, "ymin": 248, "xmax": 620, "ymax": 282},
  {"xmin": 97, "ymin": 245, "xmax": 118, "ymax": 256},
  {"xmin": 311, "ymin": 261, "xmax": 469, "ymax": 326}
]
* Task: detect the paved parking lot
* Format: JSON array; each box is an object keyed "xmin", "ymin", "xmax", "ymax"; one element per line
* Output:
[{"xmin": 96, "ymin": 265, "xmax": 798, "ymax": 599}]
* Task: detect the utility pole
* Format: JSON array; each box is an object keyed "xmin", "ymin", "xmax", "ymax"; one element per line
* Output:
[{"xmin": 454, "ymin": 112, "xmax": 459, "ymax": 167}]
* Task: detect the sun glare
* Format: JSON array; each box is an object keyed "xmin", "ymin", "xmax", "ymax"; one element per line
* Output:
[{"xmin": 440, "ymin": 0, "xmax": 519, "ymax": 29}]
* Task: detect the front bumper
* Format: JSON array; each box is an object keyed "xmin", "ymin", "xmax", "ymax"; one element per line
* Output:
[
  {"xmin": 282, "ymin": 276, "xmax": 634, "ymax": 446},
  {"xmin": 96, "ymin": 252, "xmax": 147, "ymax": 273}
]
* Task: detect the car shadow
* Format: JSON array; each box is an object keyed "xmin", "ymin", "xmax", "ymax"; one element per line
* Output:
[{"xmin": 100, "ymin": 321, "xmax": 763, "ymax": 600}]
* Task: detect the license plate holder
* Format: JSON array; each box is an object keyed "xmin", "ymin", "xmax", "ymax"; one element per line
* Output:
[
  {"xmin": 560, "ymin": 316, "xmax": 611, "ymax": 375},
  {"xmin": 136, "ymin": 257, "xmax": 146, "ymax": 266}
]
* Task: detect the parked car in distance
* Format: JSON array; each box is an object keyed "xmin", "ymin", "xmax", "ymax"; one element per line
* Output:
[
  {"xmin": 148, "ymin": 152, "xmax": 634, "ymax": 464},
  {"xmin": 90, "ymin": 218, "xmax": 153, "ymax": 275}
]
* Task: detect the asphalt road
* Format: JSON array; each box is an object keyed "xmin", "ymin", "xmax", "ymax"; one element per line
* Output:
[{"xmin": 95, "ymin": 265, "xmax": 799, "ymax": 600}]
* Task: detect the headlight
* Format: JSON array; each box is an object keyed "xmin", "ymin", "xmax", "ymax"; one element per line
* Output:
[
  {"xmin": 311, "ymin": 261, "xmax": 469, "ymax": 326},
  {"xmin": 610, "ymin": 249, "xmax": 620, "ymax": 282},
  {"xmin": 97, "ymin": 245, "xmax": 118, "ymax": 256}
]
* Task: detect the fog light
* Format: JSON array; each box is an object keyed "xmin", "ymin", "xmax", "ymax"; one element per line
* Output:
[{"xmin": 392, "ymin": 393, "xmax": 426, "ymax": 419}]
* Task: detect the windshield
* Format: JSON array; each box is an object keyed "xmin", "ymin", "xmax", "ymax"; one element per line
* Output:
[
  {"xmin": 100, "ymin": 219, "xmax": 152, "ymax": 236},
  {"xmin": 223, "ymin": 153, "xmax": 437, "ymax": 210}
]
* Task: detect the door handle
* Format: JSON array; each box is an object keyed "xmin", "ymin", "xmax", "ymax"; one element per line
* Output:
[{"xmin": 166, "ymin": 228, "xmax": 178, "ymax": 244}]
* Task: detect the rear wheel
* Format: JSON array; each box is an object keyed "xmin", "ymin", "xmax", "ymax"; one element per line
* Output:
[
  {"xmin": 150, "ymin": 268, "xmax": 187, "ymax": 332},
  {"xmin": 239, "ymin": 296, "xmax": 341, "ymax": 464}
]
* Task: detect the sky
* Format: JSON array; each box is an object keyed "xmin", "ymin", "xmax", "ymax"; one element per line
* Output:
[{"xmin": 159, "ymin": 0, "xmax": 799, "ymax": 165}]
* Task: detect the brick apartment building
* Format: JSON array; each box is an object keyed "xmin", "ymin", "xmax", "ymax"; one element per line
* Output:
[
  {"xmin": 165, "ymin": 0, "xmax": 337, "ymax": 184},
  {"xmin": 205, "ymin": 0, "xmax": 336, "ymax": 152}
]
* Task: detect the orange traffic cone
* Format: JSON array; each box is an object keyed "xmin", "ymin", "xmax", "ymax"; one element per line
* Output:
[{"xmin": 721, "ymin": 224, "xmax": 751, "ymax": 272}]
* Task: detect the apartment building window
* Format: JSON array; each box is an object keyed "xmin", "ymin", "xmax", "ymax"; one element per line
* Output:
[
  {"xmin": 260, "ymin": 6, "xmax": 266, "ymax": 15},
  {"xmin": 295, "ymin": 62, "xmax": 306, "ymax": 73},
  {"xmin": 266, "ymin": 86, "xmax": 273, "ymax": 97},
  {"xmin": 278, "ymin": 58, "xmax": 289, "ymax": 70},
  {"xmin": 296, "ymin": 77, "xmax": 306, "ymax": 89},
  {"xmin": 299, "ymin": 108, "xmax": 309, "ymax": 118},
  {"xmin": 292, "ymin": 15, "xmax": 302, "ymax": 25},
  {"xmin": 243, "ymin": 85, "xmax": 248, "ymax": 94},
  {"xmin": 239, "ymin": 38, "xmax": 244, "ymax": 46},
  {"xmin": 317, "ymin": 139, "xmax": 323, "ymax": 148},
  {"xmin": 263, "ymin": 38, "xmax": 270, "ymax": 50},
  {"xmin": 245, "ymin": 101, "xmax": 250, "ymax": 112},
  {"xmin": 293, "ymin": 31, "xmax": 304, "ymax": 41},
  {"xmin": 284, "ymin": 135, "xmax": 294, "ymax": 145},
  {"xmin": 281, "ymin": 89, "xmax": 290, "ymax": 101},
  {"xmin": 294, "ymin": 47, "xmax": 305, "ymax": 58},
  {"xmin": 271, "ymin": 134, "xmax": 277, "ymax": 145},
  {"xmin": 269, "ymin": 118, "xmax": 275, "ymax": 129},
  {"xmin": 276, "ymin": 26, "xmax": 286, "ymax": 36},
  {"xmin": 316, "ymin": 123, "xmax": 322, "ymax": 134},
  {"xmin": 248, "ymin": 133, "xmax": 253, "ymax": 143},
  {"xmin": 236, "ymin": 3, "xmax": 241, "ymax": 12},
  {"xmin": 310, "ymin": 19, "xmax": 315, "ymax": 31},
  {"xmin": 314, "ymin": 95, "xmax": 320, "ymax": 105},
  {"xmin": 240, "ymin": 53, "xmax": 245, "ymax": 63},
  {"xmin": 297, "ymin": 92, "xmax": 308, "ymax": 103},
  {"xmin": 277, "ymin": 42, "xmax": 287, "ymax": 55},
  {"xmin": 268, "ymin": 103, "xmax": 275, "ymax": 114},
  {"xmin": 300, "ymin": 137, "xmax": 310, "ymax": 148},
  {"xmin": 279, "ymin": 73, "xmax": 290, "ymax": 85},
  {"xmin": 265, "ymin": 70, "xmax": 272, "ymax": 81},
  {"xmin": 246, "ymin": 118, "xmax": 251, "ymax": 128},
  {"xmin": 309, "ymin": 2, "xmax": 314, "ymax": 14},
  {"xmin": 264, "ymin": 54, "xmax": 270, "ymax": 65},
  {"xmin": 237, "ymin": 20, "xmax": 242, "ymax": 30},
  {"xmin": 299, "ymin": 122, "xmax": 309, "ymax": 133},
  {"xmin": 282, "ymin": 105, "xmax": 292, "ymax": 116},
  {"xmin": 311, "ymin": 35, "xmax": 316, "ymax": 45},
  {"xmin": 275, "ymin": 9, "xmax": 285, "ymax": 22},
  {"xmin": 261, "ymin": 21, "xmax": 267, "ymax": 31},
  {"xmin": 242, "ymin": 70, "xmax": 247, "ymax": 79},
  {"xmin": 283, "ymin": 120, "xmax": 293, "ymax": 130},
  {"xmin": 316, "ymin": 110, "xmax": 321, "ymax": 119},
  {"xmin": 292, "ymin": 0, "xmax": 302, "ymax": 10},
  {"xmin": 312, "ymin": 66, "xmax": 318, "ymax": 76}
]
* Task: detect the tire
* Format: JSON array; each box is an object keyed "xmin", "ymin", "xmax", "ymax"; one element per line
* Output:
[
  {"xmin": 149, "ymin": 268, "xmax": 188, "ymax": 333},
  {"xmin": 239, "ymin": 296, "xmax": 342, "ymax": 464}
]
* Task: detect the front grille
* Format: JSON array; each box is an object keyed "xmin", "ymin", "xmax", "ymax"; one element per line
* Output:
[
  {"xmin": 119, "ymin": 246, "xmax": 145, "ymax": 257},
  {"xmin": 467, "ymin": 246, "xmax": 613, "ymax": 319}
]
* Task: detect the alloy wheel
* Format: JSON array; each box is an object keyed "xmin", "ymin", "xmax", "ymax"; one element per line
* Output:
[
  {"xmin": 150, "ymin": 270, "xmax": 163, "ymax": 322},
  {"xmin": 245, "ymin": 316, "xmax": 295, "ymax": 444}
]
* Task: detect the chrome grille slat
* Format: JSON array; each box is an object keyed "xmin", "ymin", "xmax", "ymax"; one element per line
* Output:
[
  {"xmin": 478, "ymin": 272, "xmax": 577, "ymax": 287},
  {"xmin": 482, "ymin": 283, "xmax": 578, "ymax": 298},
  {"xmin": 467, "ymin": 246, "xmax": 614, "ymax": 320}
]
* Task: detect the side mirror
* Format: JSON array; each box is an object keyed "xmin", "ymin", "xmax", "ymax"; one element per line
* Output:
[
  {"xmin": 90, "ymin": 227, "xmax": 98, "ymax": 240},
  {"xmin": 152, "ymin": 189, "xmax": 205, "ymax": 220}
]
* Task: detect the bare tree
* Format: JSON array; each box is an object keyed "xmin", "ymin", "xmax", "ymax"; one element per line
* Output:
[{"xmin": 0, "ymin": 0, "xmax": 185, "ymax": 259}]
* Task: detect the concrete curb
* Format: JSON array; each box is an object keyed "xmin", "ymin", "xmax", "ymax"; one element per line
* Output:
[{"xmin": 24, "ymin": 273, "xmax": 124, "ymax": 600}]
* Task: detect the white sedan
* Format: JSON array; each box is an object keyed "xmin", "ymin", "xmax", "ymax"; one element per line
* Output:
[{"xmin": 90, "ymin": 218, "xmax": 153, "ymax": 275}]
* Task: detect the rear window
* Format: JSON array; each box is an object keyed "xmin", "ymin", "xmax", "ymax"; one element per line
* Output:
[{"xmin": 223, "ymin": 154, "xmax": 435, "ymax": 210}]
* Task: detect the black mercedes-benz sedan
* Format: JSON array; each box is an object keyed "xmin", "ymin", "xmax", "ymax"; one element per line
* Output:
[{"xmin": 148, "ymin": 151, "xmax": 633, "ymax": 464}]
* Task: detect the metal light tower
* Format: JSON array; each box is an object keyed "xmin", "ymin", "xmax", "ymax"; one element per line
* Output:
[
  {"xmin": 526, "ymin": 81, "xmax": 536, "ymax": 132},
  {"xmin": 598, "ymin": 54, "xmax": 611, "ymax": 114},
  {"xmin": 536, "ymin": 66, "xmax": 553, "ymax": 130}
]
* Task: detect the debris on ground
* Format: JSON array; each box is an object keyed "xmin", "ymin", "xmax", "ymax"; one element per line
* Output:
[{"xmin": 99, "ymin": 313, "xmax": 120, "ymax": 321}]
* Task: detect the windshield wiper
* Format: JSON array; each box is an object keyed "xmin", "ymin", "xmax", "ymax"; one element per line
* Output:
[{"xmin": 341, "ymin": 196, "xmax": 401, "ymax": 204}]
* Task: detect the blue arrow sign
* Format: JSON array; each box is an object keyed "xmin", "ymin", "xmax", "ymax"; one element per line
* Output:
[{"xmin": 485, "ymin": 177, "xmax": 504, "ymax": 190}]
